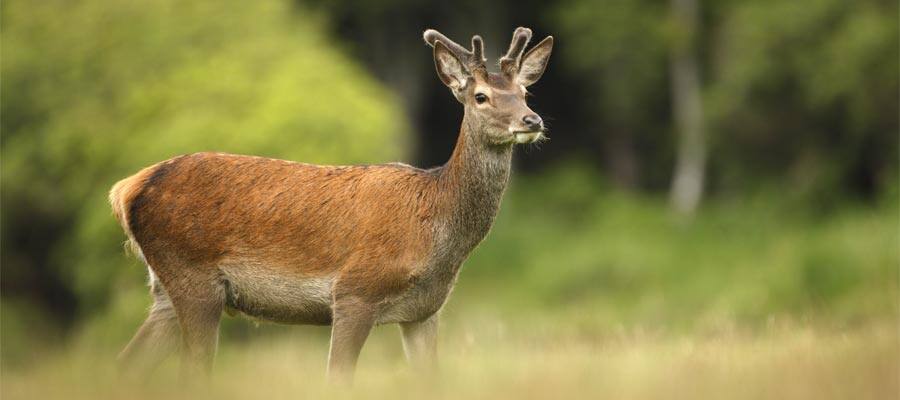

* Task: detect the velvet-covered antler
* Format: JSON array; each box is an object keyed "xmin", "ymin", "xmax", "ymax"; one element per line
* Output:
[
  {"xmin": 423, "ymin": 29, "xmax": 487, "ymax": 71},
  {"xmin": 499, "ymin": 27, "xmax": 533, "ymax": 77}
]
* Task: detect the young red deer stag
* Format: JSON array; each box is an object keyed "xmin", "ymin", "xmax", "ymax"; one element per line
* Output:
[{"xmin": 111, "ymin": 27, "xmax": 553, "ymax": 381}]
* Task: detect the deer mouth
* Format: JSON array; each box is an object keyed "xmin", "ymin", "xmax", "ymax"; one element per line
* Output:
[{"xmin": 512, "ymin": 130, "xmax": 544, "ymax": 144}]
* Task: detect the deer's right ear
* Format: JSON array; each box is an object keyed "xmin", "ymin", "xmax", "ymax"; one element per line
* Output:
[{"xmin": 433, "ymin": 40, "xmax": 470, "ymax": 91}]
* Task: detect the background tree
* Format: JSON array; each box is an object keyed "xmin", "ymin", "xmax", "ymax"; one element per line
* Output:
[{"xmin": 668, "ymin": 0, "xmax": 707, "ymax": 215}]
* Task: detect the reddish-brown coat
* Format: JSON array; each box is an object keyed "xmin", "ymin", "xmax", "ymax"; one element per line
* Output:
[{"xmin": 111, "ymin": 152, "xmax": 445, "ymax": 302}]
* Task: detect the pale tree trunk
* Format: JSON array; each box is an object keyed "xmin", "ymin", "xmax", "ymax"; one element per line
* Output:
[{"xmin": 668, "ymin": 0, "xmax": 706, "ymax": 216}]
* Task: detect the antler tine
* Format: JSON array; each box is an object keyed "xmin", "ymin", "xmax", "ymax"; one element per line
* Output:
[
  {"xmin": 471, "ymin": 35, "xmax": 486, "ymax": 68},
  {"xmin": 423, "ymin": 29, "xmax": 473, "ymax": 64},
  {"xmin": 499, "ymin": 27, "xmax": 533, "ymax": 76}
]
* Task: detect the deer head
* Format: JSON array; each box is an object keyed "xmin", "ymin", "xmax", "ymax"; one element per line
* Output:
[{"xmin": 424, "ymin": 27, "xmax": 554, "ymax": 146}]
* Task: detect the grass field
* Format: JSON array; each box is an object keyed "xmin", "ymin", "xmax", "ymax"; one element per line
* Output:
[{"xmin": 3, "ymin": 318, "xmax": 897, "ymax": 400}]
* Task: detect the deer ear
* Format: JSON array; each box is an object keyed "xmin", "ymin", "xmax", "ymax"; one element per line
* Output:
[
  {"xmin": 433, "ymin": 40, "xmax": 470, "ymax": 91},
  {"xmin": 517, "ymin": 36, "xmax": 553, "ymax": 87}
]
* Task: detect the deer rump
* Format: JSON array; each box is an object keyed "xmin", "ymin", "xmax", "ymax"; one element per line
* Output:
[{"xmin": 110, "ymin": 152, "xmax": 444, "ymax": 325}]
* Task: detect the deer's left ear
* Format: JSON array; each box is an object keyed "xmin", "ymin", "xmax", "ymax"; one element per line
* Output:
[{"xmin": 517, "ymin": 36, "xmax": 553, "ymax": 87}]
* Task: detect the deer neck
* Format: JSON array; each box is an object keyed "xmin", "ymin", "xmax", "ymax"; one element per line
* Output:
[{"xmin": 436, "ymin": 114, "xmax": 513, "ymax": 254}]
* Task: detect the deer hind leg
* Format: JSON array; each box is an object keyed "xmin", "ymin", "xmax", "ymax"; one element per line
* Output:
[
  {"xmin": 156, "ymin": 264, "xmax": 226, "ymax": 378},
  {"xmin": 118, "ymin": 270, "xmax": 181, "ymax": 373}
]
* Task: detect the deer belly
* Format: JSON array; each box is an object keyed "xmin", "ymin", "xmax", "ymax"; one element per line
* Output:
[{"xmin": 220, "ymin": 265, "xmax": 334, "ymax": 325}]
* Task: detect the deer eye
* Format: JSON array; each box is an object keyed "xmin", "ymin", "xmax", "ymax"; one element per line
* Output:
[{"xmin": 474, "ymin": 93, "xmax": 488, "ymax": 104}]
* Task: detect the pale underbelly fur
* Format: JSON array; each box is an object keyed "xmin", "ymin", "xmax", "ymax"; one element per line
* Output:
[
  {"xmin": 214, "ymin": 262, "xmax": 455, "ymax": 326},
  {"xmin": 219, "ymin": 263, "xmax": 335, "ymax": 325}
]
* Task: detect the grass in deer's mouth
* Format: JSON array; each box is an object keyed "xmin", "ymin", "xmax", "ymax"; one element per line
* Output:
[{"xmin": 514, "ymin": 131, "xmax": 545, "ymax": 144}]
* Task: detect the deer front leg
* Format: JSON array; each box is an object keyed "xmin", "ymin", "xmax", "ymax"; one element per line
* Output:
[
  {"xmin": 399, "ymin": 314, "xmax": 439, "ymax": 370},
  {"xmin": 327, "ymin": 298, "xmax": 376, "ymax": 384}
]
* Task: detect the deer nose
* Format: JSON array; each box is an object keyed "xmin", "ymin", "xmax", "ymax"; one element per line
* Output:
[{"xmin": 522, "ymin": 114, "xmax": 543, "ymax": 131}]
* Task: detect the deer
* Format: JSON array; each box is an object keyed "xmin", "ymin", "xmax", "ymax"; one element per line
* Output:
[{"xmin": 110, "ymin": 27, "xmax": 553, "ymax": 382}]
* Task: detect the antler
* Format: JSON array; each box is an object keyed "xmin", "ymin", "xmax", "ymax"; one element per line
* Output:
[
  {"xmin": 499, "ymin": 27, "xmax": 533, "ymax": 76},
  {"xmin": 423, "ymin": 29, "xmax": 487, "ymax": 71}
]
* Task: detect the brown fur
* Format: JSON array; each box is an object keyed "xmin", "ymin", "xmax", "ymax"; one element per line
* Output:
[
  {"xmin": 121, "ymin": 153, "xmax": 436, "ymax": 298},
  {"xmin": 111, "ymin": 27, "xmax": 554, "ymax": 383}
]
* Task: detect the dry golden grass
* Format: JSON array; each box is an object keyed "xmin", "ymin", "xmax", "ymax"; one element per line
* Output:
[{"xmin": 3, "ymin": 319, "xmax": 897, "ymax": 400}]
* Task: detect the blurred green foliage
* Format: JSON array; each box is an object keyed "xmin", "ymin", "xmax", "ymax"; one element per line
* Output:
[
  {"xmin": 555, "ymin": 0, "xmax": 898, "ymax": 193},
  {"xmin": 1, "ymin": 0, "xmax": 408, "ymax": 361},
  {"xmin": 456, "ymin": 164, "xmax": 898, "ymax": 332}
]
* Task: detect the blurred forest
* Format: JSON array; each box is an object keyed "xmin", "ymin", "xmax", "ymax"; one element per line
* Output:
[{"xmin": 1, "ymin": 0, "xmax": 898, "ymax": 392}]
